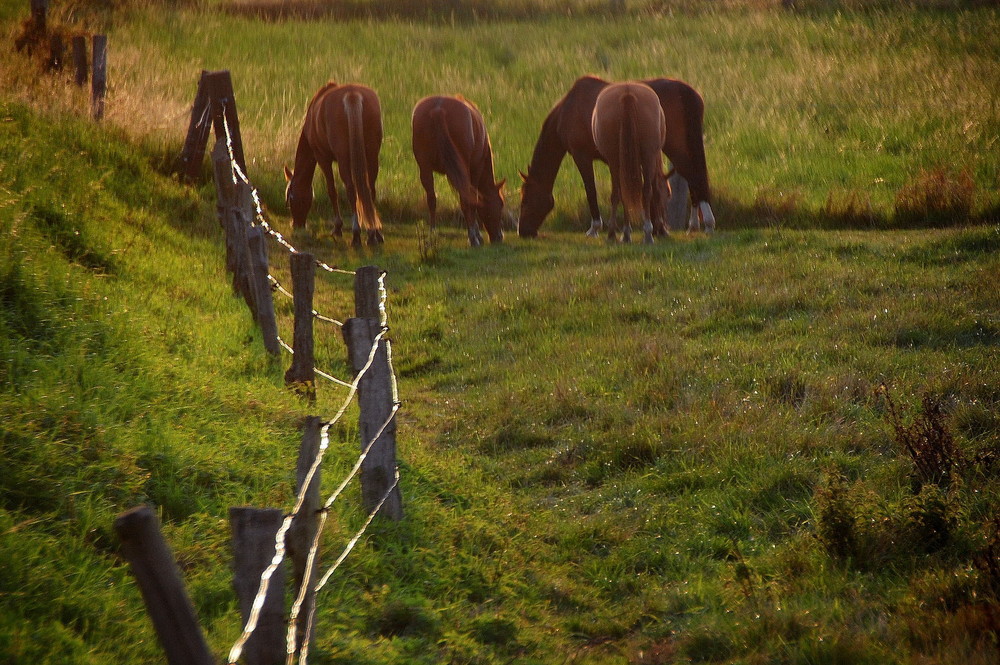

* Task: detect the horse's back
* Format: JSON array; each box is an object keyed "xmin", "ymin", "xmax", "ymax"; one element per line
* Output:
[
  {"xmin": 412, "ymin": 95, "xmax": 484, "ymax": 165},
  {"xmin": 593, "ymin": 82, "xmax": 664, "ymax": 151},
  {"xmin": 305, "ymin": 83, "xmax": 382, "ymax": 159}
]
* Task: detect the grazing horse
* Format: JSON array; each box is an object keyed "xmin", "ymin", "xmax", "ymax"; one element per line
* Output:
[
  {"xmin": 284, "ymin": 82, "xmax": 384, "ymax": 246},
  {"xmin": 411, "ymin": 95, "xmax": 505, "ymax": 246},
  {"xmin": 591, "ymin": 82, "xmax": 666, "ymax": 244},
  {"xmin": 517, "ymin": 75, "xmax": 716, "ymax": 237}
]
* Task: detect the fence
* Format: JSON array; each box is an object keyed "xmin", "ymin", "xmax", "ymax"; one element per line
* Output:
[
  {"xmin": 114, "ymin": 69, "xmax": 403, "ymax": 665},
  {"xmin": 14, "ymin": 1, "xmax": 108, "ymax": 119}
]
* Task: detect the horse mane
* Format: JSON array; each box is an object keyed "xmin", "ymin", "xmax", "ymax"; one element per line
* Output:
[
  {"xmin": 618, "ymin": 92, "xmax": 644, "ymax": 226},
  {"xmin": 430, "ymin": 106, "xmax": 481, "ymax": 207}
]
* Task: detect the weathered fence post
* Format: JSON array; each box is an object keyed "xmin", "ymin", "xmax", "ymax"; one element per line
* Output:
[
  {"xmin": 287, "ymin": 416, "xmax": 324, "ymax": 659},
  {"xmin": 205, "ymin": 70, "xmax": 247, "ymax": 174},
  {"xmin": 113, "ymin": 505, "xmax": 214, "ymax": 665},
  {"xmin": 30, "ymin": 0, "xmax": 47, "ymax": 35},
  {"xmin": 247, "ymin": 226, "xmax": 280, "ymax": 356},
  {"xmin": 177, "ymin": 70, "xmax": 246, "ymax": 181},
  {"xmin": 284, "ymin": 252, "xmax": 316, "ymax": 402},
  {"xmin": 72, "ymin": 34, "xmax": 87, "ymax": 85},
  {"xmin": 343, "ymin": 267, "xmax": 403, "ymax": 521},
  {"xmin": 666, "ymin": 172, "xmax": 691, "ymax": 232},
  {"xmin": 91, "ymin": 34, "xmax": 107, "ymax": 120},
  {"xmin": 178, "ymin": 71, "xmax": 213, "ymax": 182},
  {"xmin": 46, "ymin": 33, "xmax": 63, "ymax": 72},
  {"xmin": 229, "ymin": 507, "xmax": 286, "ymax": 665}
]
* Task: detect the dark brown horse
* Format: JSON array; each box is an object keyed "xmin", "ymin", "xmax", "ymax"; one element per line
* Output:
[
  {"xmin": 284, "ymin": 82, "xmax": 383, "ymax": 246},
  {"xmin": 517, "ymin": 75, "xmax": 715, "ymax": 237},
  {"xmin": 591, "ymin": 82, "xmax": 666, "ymax": 244},
  {"xmin": 411, "ymin": 95, "xmax": 505, "ymax": 246}
]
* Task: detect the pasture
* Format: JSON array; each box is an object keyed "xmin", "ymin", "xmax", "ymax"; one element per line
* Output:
[{"xmin": 1, "ymin": 2, "xmax": 999, "ymax": 664}]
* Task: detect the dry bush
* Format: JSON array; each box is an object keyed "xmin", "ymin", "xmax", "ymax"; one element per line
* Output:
[
  {"xmin": 893, "ymin": 166, "xmax": 976, "ymax": 227},
  {"xmin": 822, "ymin": 188, "xmax": 879, "ymax": 228},
  {"xmin": 751, "ymin": 187, "xmax": 803, "ymax": 226}
]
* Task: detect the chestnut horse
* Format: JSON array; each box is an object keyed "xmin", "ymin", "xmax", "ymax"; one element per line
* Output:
[
  {"xmin": 411, "ymin": 95, "xmax": 505, "ymax": 246},
  {"xmin": 284, "ymin": 82, "xmax": 384, "ymax": 246},
  {"xmin": 591, "ymin": 82, "xmax": 666, "ymax": 244},
  {"xmin": 517, "ymin": 75, "xmax": 716, "ymax": 237}
]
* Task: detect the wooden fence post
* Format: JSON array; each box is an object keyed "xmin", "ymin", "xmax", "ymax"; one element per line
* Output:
[
  {"xmin": 178, "ymin": 70, "xmax": 213, "ymax": 182},
  {"xmin": 229, "ymin": 507, "xmax": 286, "ymax": 665},
  {"xmin": 287, "ymin": 416, "xmax": 323, "ymax": 659},
  {"xmin": 177, "ymin": 70, "xmax": 246, "ymax": 182},
  {"xmin": 113, "ymin": 505, "xmax": 214, "ymax": 665},
  {"xmin": 72, "ymin": 35, "xmax": 87, "ymax": 86},
  {"xmin": 343, "ymin": 267, "xmax": 402, "ymax": 521},
  {"xmin": 247, "ymin": 226, "xmax": 280, "ymax": 356},
  {"xmin": 46, "ymin": 32, "xmax": 63, "ymax": 72},
  {"xmin": 30, "ymin": 0, "xmax": 47, "ymax": 35},
  {"xmin": 91, "ymin": 34, "xmax": 107, "ymax": 120},
  {"xmin": 284, "ymin": 252, "xmax": 316, "ymax": 402},
  {"xmin": 204, "ymin": 70, "xmax": 247, "ymax": 174}
]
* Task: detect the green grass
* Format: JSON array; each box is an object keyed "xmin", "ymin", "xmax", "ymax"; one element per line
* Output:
[{"xmin": 2, "ymin": 2, "xmax": 1000, "ymax": 664}]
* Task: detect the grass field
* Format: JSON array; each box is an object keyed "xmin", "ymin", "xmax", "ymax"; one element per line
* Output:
[{"xmin": 2, "ymin": 2, "xmax": 999, "ymax": 664}]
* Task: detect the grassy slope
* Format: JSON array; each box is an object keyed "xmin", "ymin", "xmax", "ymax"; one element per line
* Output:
[{"xmin": 2, "ymin": 4, "xmax": 999, "ymax": 665}]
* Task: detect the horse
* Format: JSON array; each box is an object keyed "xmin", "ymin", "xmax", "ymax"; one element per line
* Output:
[
  {"xmin": 283, "ymin": 82, "xmax": 384, "ymax": 246},
  {"xmin": 411, "ymin": 95, "xmax": 505, "ymax": 247},
  {"xmin": 591, "ymin": 82, "xmax": 667, "ymax": 244},
  {"xmin": 517, "ymin": 75, "xmax": 716, "ymax": 237}
]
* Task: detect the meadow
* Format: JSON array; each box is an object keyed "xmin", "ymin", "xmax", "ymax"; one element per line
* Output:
[{"xmin": 1, "ymin": 1, "xmax": 999, "ymax": 664}]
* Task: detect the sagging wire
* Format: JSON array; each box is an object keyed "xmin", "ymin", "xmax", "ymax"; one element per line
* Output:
[
  {"xmin": 219, "ymin": 102, "xmax": 355, "ymax": 277},
  {"xmin": 295, "ymin": 467, "xmax": 401, "ymax": 665},
  {"xmin": 283, "ymin": 403, "xmax": 400, "ymax": 662},
  {"xmin": 226, "ymin": 326, "xmax": 388, "ymax": 665}
]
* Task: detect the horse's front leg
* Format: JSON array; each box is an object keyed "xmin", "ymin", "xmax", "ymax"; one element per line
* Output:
[
  {"xmin": 461, "ymin": 201, "xmax": 483, "ymax": 247},
  {"xmin": 319, "ymin": 163, "xmax": 344, "ymax": 237},
  {"xmin": 572, "ymin": 154, "xmax": 604, "ymax": 237}
]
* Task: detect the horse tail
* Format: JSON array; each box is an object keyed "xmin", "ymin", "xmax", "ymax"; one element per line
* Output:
[
  {"xmin": 680, "ymin": 85, "xmax": 711, "ymax": 205},
  {"xmin": 343, "ymin": 91, "xmax": 381, "ymax": 234},
  {"xmin": 618, "ymin": 92, "xmax": 644, "ymax": 226},
  {"xmin": 431, "ymin": 107, "xmax": 480, "ymax": 208}
]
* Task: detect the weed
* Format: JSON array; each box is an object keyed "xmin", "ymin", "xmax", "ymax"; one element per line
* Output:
[
  {"xmin": 416, "ymin": 220, "xmax": 439, "ymax": 264},
  {"xmin": 894, "ymin": 166, "xmax": 976, "ymax": 227},
  {"xmin": 882, "ymin": 386, "xmax": 962, "ymax": 491},
  {"xmin": 905, "ymin": 484, "xmax": 957, "ymax": 554},
  {"xmin": 813, "ymin": 469, "xmax": 858, "ymax": 561}
]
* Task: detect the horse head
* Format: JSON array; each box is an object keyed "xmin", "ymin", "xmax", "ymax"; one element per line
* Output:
[
  {"xmin": 517, "ymin": 170, "xmax": 553, "ymax": 238},
  {"xmin": 284, "ymin": 165, "xmax": 314, "ymax": 229},
  {"xmin": 479, "ymin": 178, "xmax": 506, "ymax": 244}
]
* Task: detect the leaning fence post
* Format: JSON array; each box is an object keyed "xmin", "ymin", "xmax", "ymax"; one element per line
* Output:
[
  {"xmin": 343, "ymin": 267, "xmax": 402, "ymax": 521},
  {"xmin": 229, "ymin": 507, "xmax": 286, "ymax": 665},
  {"xmin": 178, "ymin": 70, "xmax": 213, "ymax": 182},
  {"xmin": 91, "ymin": 34, "xmax": 107, "ymax": 120},
  {"xmin": 204, "ymin": 70, "xmax": 247, "ymax": 174},
  {"xmin": 284, "ymin": 252, "xmax": 316, "ymax": 402},
  {"xmin": 113, "ymin": 505, "xmax": 214, "ymax": 665},
  {"xmin": 287, "ymin": 416, "xmax": 323, "ymax": 659}
]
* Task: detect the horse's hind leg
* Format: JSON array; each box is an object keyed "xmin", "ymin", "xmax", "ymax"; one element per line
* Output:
[
  {"xmin": 419, "ymin": 168, "xmax": 438, "ymax": 230},
  {"xmin": 606, "ymin": 185, "xmax": 620, "ymax": 242},
  {"xmin": 319, "ymin": 164, "xmax": 344, "ymax": 236}
]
